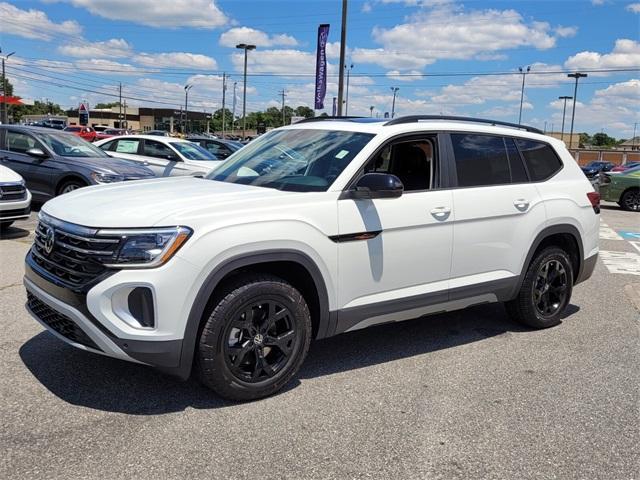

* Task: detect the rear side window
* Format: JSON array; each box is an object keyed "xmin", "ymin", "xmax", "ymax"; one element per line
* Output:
[
  {"xmin": 451, "ymin": 134, "xmax": 511, "ymax": 187},
  {"xmin": 515, "ymin": 139, "xmax": 562, "ymax": 182}
]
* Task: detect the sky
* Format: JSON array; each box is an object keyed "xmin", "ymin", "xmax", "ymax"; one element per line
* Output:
[{"xmin": 1, "ymin": 0, "xmax": 639, "ymax": 137}]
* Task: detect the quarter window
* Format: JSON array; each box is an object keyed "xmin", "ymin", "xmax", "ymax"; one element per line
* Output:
[{"xmin": 515, "ymin": 139, "xmax": 562, "ymax": 182}]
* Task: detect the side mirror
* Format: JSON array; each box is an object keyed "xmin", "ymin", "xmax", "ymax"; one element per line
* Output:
[
  {"xmin": 166, "ymin": 155, "xmax": 180, "ymax": 161},
  {"xmin": 26, "ymin": 148, "xmax": 48, "ymax": 159},
  {"xmin": 349, "ymin": 173, "xmax": 404, "ymax": 199}
]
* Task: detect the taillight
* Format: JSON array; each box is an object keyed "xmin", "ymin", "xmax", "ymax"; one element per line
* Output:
[{"xmin": 587, "ymin": 191, "xmax": 600, "ymax": 214}]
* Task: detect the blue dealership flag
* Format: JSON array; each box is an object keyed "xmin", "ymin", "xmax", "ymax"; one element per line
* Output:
[{"xmin": 314, "ymin": 24, "xmax": 330, "ymax": 110}]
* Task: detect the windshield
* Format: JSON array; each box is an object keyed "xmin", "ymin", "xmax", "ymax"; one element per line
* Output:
[
  {"xmin": 170, "ymin": 142, "xmax": 217, "ymax": 161},
  {"xmin": 208, "ymin": 129, "xmax": 375, "ymax": 192},
  {"xmin": 35, "ymin": 131, "xmax": 110, "ymax": 158}
]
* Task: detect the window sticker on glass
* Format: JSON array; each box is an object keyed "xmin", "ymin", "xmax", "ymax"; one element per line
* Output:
[
  {"xmin": 116, "ymin": 140, "xmax": 139, "ymax": 153},
  {"xmin": 335, "ymin": 150, "xmax": 349, "ymax": 159}
]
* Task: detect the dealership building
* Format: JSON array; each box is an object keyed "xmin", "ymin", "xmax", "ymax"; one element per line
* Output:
[{"xmin": 64, "ymin": 106, "xmax": 212, "ymax": 133}]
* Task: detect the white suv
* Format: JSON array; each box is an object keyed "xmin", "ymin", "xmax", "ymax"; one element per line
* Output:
[
  {"xmin": 23, "ymin": 116, "xmax": 599, "ymax": 400},
  {"xmin": 0, "ymin": 165, "xmax": 31, "ymax": 230}
]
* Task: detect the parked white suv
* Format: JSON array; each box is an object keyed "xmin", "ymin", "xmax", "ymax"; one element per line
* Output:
[
  {"xmin": 94, "ymin": 135, "xmax": 223, "ymax": 177},
  {"xmin": 0, "ymin": 165, "xmax": 31, "ymax": 230},
  {"xmin": 24, "ymin": 116, "xmax": 599, "ymax": 400}
]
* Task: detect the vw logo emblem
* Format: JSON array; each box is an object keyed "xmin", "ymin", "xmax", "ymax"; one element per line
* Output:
[{"xmin": 43, "ymin": 226, "xmax": 55, "ymax": 255}]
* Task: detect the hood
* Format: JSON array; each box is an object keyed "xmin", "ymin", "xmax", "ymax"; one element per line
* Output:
[
  {"xmin": 42, "ymin": 177, "xmax": 289, "ymax": 227},
  {"xmin": 0, "ymin": 164, "xmax": 24, "ymax": 183},
  {"xmin": 60, "ymin": 155, "xmax": 155, "ymax": 178}
]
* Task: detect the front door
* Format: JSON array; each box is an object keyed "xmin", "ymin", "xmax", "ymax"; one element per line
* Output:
[
  {"xmin": 336, "ymin": 135, "xmax": 454, "ymax": 333},
  {"xmin": 1, "ymin": 129, "xmax": 54, "ymax": 200}
]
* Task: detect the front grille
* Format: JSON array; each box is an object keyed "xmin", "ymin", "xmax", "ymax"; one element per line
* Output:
[
  {"xmin": 0, "ymin": 183, "xmax": 27, "ymax": 201},
  {"xmin": 31, "ymin": 215, "xmax": 120, "ymax": 290},
  {"xmin": 27, "ymin": 291, "xmax": 101, "ymax": 350},
  {"xmin": 0, "ymin": 206, "xmax": 30, "ymax": 219}
]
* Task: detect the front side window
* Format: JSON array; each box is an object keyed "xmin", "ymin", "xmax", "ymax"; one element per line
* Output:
[
  {"xmin": 6, "ymin": 131, "xmax": 38, "ymax": 153},
  {"xmin": 515, "ymin": 139, "xmax": 562, "ymax": 182},
  {"xmin": 210, "ymin": 129, "xmax": 374, "ymax": 192},
  {"xmin": 144, "ymin": 140, "xmax": 175, "ymax": 159},
  {"xmin": 364, "ymin": 138, "xmax": 434, "ymax": 191},
  {"xmin": 452, "ymin": 134, "xmax": 517, "ymax": 187}
]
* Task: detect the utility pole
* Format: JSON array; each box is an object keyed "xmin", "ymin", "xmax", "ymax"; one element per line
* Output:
[
  {"xmin": 345, "ymin": 63, "xmax": 353, "ymax": 116},
  {"xmin": 567, "ymin": 72, "xmax": 588, "ymax": 149},
  {"xmin": 123, "ymin": 100, "xmax": 127, "ymax": 129},
  {"xmin": 336, "ymin": 0, "xmax": 348, "ymax": 116},
  {"xmin": 221, "ymin": 73, "xmax": 227, "ymax": 139},
  {"xmin": 0, "ymin": 49, "xmax": 14, "ymax": 124},
  {"xmin": 558, "ymin": 95, "xmax": 572, "ymax": 142},
  {"xmin": 236, "ymin": 43, "xmax": 256, "ymax": 139},
  {"xmin": 543, "ymin": 121, "xmax": 547, "ymax": 134},
  {"xmin": 280, "ymin": 89, "xmax": 287, "ymax": 126},
  {"xmin": 184, "ymin": 84, "xmax": 193, "ymax": 134},
  {"xmin": 632, "ymin": 122, "xmax": 638, "ymax": 150},
  {"xmin": 369, "ymin": 105, "xmax": 374, "ymax": 117},
  {"xmin": 118, "ymin": 82, "xmax": 122, "ymax": 128},
  {"xmin": 232, "ymin": 81, "xmax": 237, "ymax": 136},
  {"xmin": 518, "ymin": 65, "xmax": 531, "ymax": 124},
  {"xmin": 390, "ymin": 87, "xmax": 399, "ymax": 118}
]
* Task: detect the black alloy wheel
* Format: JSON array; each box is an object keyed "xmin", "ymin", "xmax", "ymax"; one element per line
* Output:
[
  {"xmin": 621, "ymin": 189, "xmax": 640, "ymax": 212},
  {"xmin": 223, "ymin": 300, "xmax": 297, "ymax": 383},
  {"xmin": 532, "ymin": 259, "xmax": 568, "ymax": 318}
]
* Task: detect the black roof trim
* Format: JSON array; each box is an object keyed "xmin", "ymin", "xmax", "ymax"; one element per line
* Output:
[
  {"xmin": 383, "ymin": 115, "xmax": 544, "ymax": 134},
  {"xmin": 292, "ymin": 116, "xmax": 378, "ymax": 124}
]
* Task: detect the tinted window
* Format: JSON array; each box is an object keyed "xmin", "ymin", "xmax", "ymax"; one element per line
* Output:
[
  {"xmin": 202, "ymin": 141, "xmax": 231, "ymax": 157},
  {"xmin": 144, "ymin": 140, "xmax": 175, "ymax": 159},
  {"xmin": 114, "ymin": 139, "xmax": 140, "ymax": 154},
  {"xmin": 99, "ymin": 140, "xmax": 117, "ymax": 151},
  {"xmin": 6, "ymin": 131, "xmax": 37, "ymax": 153},
  {"xmin": 515, "ymin": 139, "xmax": 562, "ymax": 182},
  {"xmin": 452, "ymin": 134, "xmax": 511, "ymax": 187}
]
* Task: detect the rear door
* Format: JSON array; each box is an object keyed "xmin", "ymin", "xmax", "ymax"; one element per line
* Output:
[{"xmin": 448, "ymin": 133, "xmax": 545, "ymax": 296}]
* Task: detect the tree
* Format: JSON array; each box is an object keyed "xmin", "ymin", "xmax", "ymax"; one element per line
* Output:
[
  {"xmin": 294, "ymin": 106, "xmax": 314, "ymax": 118},
  {"xmin": 591, "ymin": 132, "xmax": 617, "ymax": 148},
  {"xmin": 94, "ymin": 102, "xmax": 120, "ymax": 109}
]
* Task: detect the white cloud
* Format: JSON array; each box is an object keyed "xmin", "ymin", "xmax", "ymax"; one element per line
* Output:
[
  {"xmin": 134, "ymin": 52, "xmax": 218, "ymax": 70},
  {"xmin": 74, "ymin": 59, "xmax": 143, "ymax": 75},
  {"xmin": 386, "ymin": 70, "xmax": 423, "ymax": 82},
  {"xmin": 362, "ymin": 2, "xmax": 372, "ymax": 13},
  {"xmin": 231, "ymin": 49, "xmax": 319, "ymax": 75},
  {"xmin": 0, "ymin": 2, "xmax": 82, "ymax": 41},
  {"xmin": 555, "ymin": 26, "xmax": 578, "ymax": 38},
  {"xmin": 592, "ymin": 0, "xmax": 605, "ymax": 5},
  {"xmin": 564, "ymin": 39, "xmax": 640, "ymax": 74},
  {"xmin": 219, "ymin": 27, "xmax": 298, "ymax": 48},
  {"xmin": 627, "ymin": 3, "xmax": 640, "ymax": 13},
  {"xmin": 58, "ymin": 39, "xmax": 133, "ymax": 58},
  {"xmin": 353, "ymin": 3, "xmax": 565, "ymax": 70},
  {"xmin": 64, "ymin": 0, "xmax": 227, "ymax": 28}
]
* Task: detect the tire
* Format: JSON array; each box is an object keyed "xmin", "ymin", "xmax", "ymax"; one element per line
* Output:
[
  {"xmin": 620, "ymin": 188, "xmax": 640, "ymax": 212},
  {"xmin": 506, "ymin": 247, "xmax": 573, "ymax": 329},
  {"xmin": 0, "ymin": 220, "xmax": 14, "ymax": 231},
  {"xmin": 58, "ymin": 179, "xmax": 87, "ymax": 196},
  {"xmin": 196, "ymin": 274, "xmax": 312, "ymax": 401}
]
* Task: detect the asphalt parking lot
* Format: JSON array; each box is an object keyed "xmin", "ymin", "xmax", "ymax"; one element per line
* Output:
[{"xmin": 1, "ymin": 204, "xmax": 639, "ymax": 480}]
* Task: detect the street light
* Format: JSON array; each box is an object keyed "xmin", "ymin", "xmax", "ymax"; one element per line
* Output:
[
  {"xmin": 518, "ymin": 65, "xmax": 531, "ymax": 124},
  {"xmin": 345, "ymin": 63, "xmax": 353, "ymax": 116},
  {"xmin": 567, "ymin": 72, "xmax": 588, "ymax": 149},
  {"xmin": 1, "ymin": 48, "xmax": 16, "ymax": 125},
  {"xmin": 390, "ymin": 87, "xmax": 399, "ymax": 118},
  {"xmin": 558, "ymin": 95, "xmax": 573, "ymax": 142},
  {"xmin": 236, "ymin": 43, "xmax": 256, "ymax": 140},
  {"xmin": 184, "ymin": 84, "xmax": 193, "ymax": 134},
  {"xmin": 369, "ymin": 105, "xmax": 374, "ymax": 117}
]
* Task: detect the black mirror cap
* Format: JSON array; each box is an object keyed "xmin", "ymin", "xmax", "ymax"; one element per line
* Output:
[
  {"xmin": 25, "ymin": 148, "xmax": 48, "ymax": 158},
  {"xmin": 350, "ymin": 173, "xmax": 404, "ymax": 199}
]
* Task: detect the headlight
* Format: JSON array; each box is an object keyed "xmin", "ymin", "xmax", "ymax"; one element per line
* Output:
[
  {"xmin": 91, "ymin": 172, "xmax": 125, "ymax": 184},
  {"xmin": 98, "ymin": 226, "xmax": 192, "ymax": 268}
]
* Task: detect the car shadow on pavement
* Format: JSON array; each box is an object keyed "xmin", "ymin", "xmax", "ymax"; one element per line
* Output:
[
  {"xmin": 19, "ymin": 302, "xmax": 580, "ymax": 414},
  {"xmin": 0, "ymin": 225, "xmax": 30, "ymax": 240}
]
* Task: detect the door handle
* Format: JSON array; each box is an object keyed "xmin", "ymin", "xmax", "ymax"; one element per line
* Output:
[
  {"xmin": 430, "ymin": 206, "xmax": 451, "ymax": 220},
  {"xmin": 513, "ymin": 199, "xmax": 530, "ymax": 212}
]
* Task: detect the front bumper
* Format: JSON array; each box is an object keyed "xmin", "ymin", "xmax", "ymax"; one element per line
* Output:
[
  {"xmin": 0, "ymin": 189, "xmax": 32, "ymax": 221},
  {"xmin": 23, "ymin": 248, "xmax": 201, "ymax": 376}
]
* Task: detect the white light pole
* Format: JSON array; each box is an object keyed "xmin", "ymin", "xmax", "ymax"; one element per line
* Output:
[
  {"xmin": 567, "ymin": 72, "xmax": 588, "ymax": 149},
  {"xmin": 390, "ymin": 87, "xmax": 399, "ymax": 118},
  {"xmin": 558, "ymin": 95, "xmax": 572, "ymax": 142},
  {"xmin": 518, "ymin": 65, "xmax": 531, "ymax": 124},
  {"xmin": 236, "ymin": 43, "xmax": 256, "ymax": 140},
  {"xmin": 184, "ymin": 84, "xmax": 193, "ymax": 134},
  {"xmin": 345, "ymin": 63, "xmax": 353, "ymax": 115}
]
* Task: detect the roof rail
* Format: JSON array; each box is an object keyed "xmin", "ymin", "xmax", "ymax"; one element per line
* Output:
[
  {"xmin": 292, "ymin": 116, "xmax": 367, "ymax": 124},
  {"xmin": 383, "ymin": 115, "xmax": 544, "ymax": 134}
]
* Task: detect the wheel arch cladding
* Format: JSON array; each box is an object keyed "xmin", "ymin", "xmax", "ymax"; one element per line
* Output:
[
  {"xmin": 512, "ymin": 224, "xmax": 584, "ymax": 299},
  {"xmin": 173, "ymin": 250, "xmax": 331, "ymax": 381}
]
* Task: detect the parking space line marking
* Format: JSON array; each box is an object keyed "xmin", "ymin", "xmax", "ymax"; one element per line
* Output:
[
  {"xmin": 599, "ymin": 251, "xmax": 640, "ymax": 276},
  {"xmin": 599, "ymin": 226, "xmax": 623, "ymax": 240}
]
